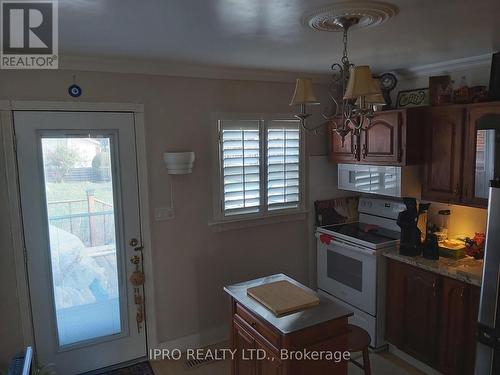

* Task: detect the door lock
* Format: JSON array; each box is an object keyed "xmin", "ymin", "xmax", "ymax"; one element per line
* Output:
[{"xmin": 129, "ymin": 238, "xmax": 139, "ymax": 247}]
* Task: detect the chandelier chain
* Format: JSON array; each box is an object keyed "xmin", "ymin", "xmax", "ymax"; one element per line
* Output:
[{"xmin": 341, "ymin": 27, "xmax": 349, "ymax": 66}]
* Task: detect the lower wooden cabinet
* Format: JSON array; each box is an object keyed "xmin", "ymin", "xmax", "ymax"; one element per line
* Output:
[
  {"xmin": 231, "ymin": 301, "xmax": 348, "ymax": 375},
  {"xmin": 386, "ymin": 259, "xmax": 440, "ymax": 366},
  {"xmin": 234, "ymin": 320, "xmax": 260, "ymax": 375},
  {"xmin": 386, "ymin": 259, "xmax": 480, "ymax": 374}
]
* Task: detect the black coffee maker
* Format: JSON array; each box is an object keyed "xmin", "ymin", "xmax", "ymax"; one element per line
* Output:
[{"xmin": 397, "ymin": 198, "xmax": 431, "ymax": 257}]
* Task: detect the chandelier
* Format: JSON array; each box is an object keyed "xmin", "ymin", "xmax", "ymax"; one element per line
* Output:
[{"xmin": 290, "ymin": 2, "xmax": 397, "ymax": 144}]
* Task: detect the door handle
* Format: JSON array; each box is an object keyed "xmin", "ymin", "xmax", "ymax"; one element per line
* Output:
[{"xmin": 134, "ymin": 246, "xmax": 144, "ymax": 252}]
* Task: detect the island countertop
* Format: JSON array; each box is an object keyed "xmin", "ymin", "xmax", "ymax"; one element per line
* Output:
[{"xmin": 223, "ymin": 273, "xmax": 352, "ymax": 334}]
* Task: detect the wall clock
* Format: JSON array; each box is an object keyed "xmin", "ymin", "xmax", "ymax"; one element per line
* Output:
[{"xmin": 378, "ymin": 73, "xmax": 398, "ymax": 108}]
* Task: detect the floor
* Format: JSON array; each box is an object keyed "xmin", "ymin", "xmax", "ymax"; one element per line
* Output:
[{"xmin": 150, "ymin": 346, "xmax": 426, "ymax": 375}]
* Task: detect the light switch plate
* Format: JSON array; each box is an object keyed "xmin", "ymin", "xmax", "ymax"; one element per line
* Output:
[{"xmin": 155, "ymin": 207, "xmax": 174, "ymax": 221}]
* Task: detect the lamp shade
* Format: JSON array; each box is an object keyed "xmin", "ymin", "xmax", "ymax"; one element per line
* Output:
[
  {"xmin": 343, "ymin": 66, "xmax": 380, "ymax": 100},
  {"xmin": 289, "ymin": 78, "xmax": 320, "ymax": 106},
  {"xmin": 364, "ymin": 79, "xmax": 386, "ymax": 105}
]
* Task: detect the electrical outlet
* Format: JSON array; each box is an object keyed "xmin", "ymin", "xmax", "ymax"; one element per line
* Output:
[{"xmin": 155, "ymin": 207, "xmax": 174, "ymax": 221}]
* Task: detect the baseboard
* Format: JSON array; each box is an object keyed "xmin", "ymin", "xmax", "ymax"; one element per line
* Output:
[
  {"xmin": 155, "ymin": 324, "xmax": 229, "ymax": 352},
  {"xmin": 388, "ymin": 344, "xmax": 443, "ymax": 375}
]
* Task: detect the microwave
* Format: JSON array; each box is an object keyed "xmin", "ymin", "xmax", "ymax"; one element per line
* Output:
[{"xmin": 338, "ymin": 163, "xmax": 421, "ymax": 198}]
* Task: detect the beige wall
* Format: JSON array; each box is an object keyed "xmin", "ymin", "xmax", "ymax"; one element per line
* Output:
[{"xmin": 0, "ymin": 69, "xmax": 334, "ymax": 364}]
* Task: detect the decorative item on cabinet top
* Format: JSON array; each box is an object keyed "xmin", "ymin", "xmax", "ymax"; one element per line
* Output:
[
  {"xmin": 489, "ymin": 52, "xmax": 500, "ymax": 101},
  {"xmin": 429, "ymin": 75, "xmax": 453, "ymax": 106},
  {"xmin": 396, "ymin": 88, "xmax": 429, "ymax": 108},
  {"xmin": 378, "ymin": 72, "xmax": 398, "ymax": 109}
]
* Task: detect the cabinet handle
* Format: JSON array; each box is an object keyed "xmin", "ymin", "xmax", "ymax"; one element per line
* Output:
[
  {"xmin": 353, "ymin": 143, "xmax": 358, "ymax": 157},
  {"xmin": 362, "ymin": 144, "xmax": 367, "ymax": 159},
  {"xmin": 454, "ymin": 184, "xmax": 461, "ymax": 197}
]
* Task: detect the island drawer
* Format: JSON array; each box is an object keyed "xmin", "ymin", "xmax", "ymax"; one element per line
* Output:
[{"xmin": 235, "ymin": 302, "xmax": 280, "ymax": 348}]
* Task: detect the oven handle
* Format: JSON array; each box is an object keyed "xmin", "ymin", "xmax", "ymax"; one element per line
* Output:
[{"xmin": 318, "ymin": 235, "xmax": 376, "ymax": 256}]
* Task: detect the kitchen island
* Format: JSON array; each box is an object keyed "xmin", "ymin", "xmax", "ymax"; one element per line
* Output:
[{"xmin": 224, "ymin": 274, "xmax": 353, "ymax": 375}]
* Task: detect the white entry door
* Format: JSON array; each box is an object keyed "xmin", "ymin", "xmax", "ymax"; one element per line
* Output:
[{"xmin": 14, "ymin": 111, "xmax": 147, "ymax": 374}]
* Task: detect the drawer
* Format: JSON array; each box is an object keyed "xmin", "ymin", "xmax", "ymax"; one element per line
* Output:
[{"xmin": 235, "ymin": 303, "xmax": 280, "ymax": 348}]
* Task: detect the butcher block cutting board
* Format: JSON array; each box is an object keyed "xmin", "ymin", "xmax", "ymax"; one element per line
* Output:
[{"xmin": 247, "ymin": 280, "xmax": 320, "ymax": 317}]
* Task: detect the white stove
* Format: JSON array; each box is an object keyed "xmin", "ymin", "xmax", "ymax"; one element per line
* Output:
[{"xmin": 316, "ymin": 197, "xmax": 406, "ymax": 349}]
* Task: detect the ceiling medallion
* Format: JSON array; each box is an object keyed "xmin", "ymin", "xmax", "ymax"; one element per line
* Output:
[{"xmin": 302, "ymin": 1, "xmax": 398, "ymax": 32}]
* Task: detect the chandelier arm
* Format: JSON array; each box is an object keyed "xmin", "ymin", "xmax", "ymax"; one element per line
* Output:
[{"xmin": 299, "ymin": 119, "xmax": 330, "ymax": 132}]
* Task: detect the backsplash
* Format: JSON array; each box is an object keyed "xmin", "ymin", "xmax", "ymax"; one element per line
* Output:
[{"xmin": 427, "ymin": 202, "xmax": 488, "ymax": 238}]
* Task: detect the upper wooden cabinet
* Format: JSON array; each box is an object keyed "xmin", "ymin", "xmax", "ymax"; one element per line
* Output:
[
  {"xmin": 360, "ymin": 111, "xmax": 402, "ymax": 164},
  {"xmin": 329, "ymin": 108, "xmax": 425, "ymax": 166},
  {"xmin": 328, "ymin": 123, "xmax": 359, "ymax": 163},
  {"xmin": 463, "ymin": 103, "xmax": 500, "ymax": 207},
  {"xmin": 422, "ymin": 106, "xmax": 466, "ymax": 203},
  {"xmin": 422, "ymin": 102, "xmax": 500, "ymax": 207}
]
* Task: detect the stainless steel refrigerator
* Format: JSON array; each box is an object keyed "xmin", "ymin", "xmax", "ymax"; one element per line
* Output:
[{"xmin": 476, "ymin": 181, "xmax": 500, "ymax": 374}]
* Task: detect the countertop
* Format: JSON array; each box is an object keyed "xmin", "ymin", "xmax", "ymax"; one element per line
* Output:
[
  {"xmin": 383, "ymin": 249, "xmax": 483, "ymax": 287},
  {"xmin": 224, "ymin": 273, "xmax": 353, "ymax": 334}
]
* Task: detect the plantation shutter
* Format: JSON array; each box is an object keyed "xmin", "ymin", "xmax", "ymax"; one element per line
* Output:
[
  {"xmin": 266, "ymin": 120, "xmax": 301, "ymax": 210},
  {"xmin": 220, "ymin": 120, "xmax": 261, "ymax": 216}
]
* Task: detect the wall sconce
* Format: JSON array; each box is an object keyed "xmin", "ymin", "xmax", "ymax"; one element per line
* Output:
[
  {"xmin": 156, "ymin": 151, "xmax": 195, "ymax": 222},
  {"xmin": 163, "ymin": 151, "xmax": 195, "ymax": 174}
]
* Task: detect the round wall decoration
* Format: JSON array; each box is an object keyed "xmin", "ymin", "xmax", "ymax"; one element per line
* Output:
[{"xmin": 68, "ymin": 84, "xmax": 82, "ymax": 98}]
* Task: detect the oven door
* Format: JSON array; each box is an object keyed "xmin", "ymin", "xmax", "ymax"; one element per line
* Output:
[{"xmin": 317, "ymin": 235, "xmax": 377, "ymax": 316}]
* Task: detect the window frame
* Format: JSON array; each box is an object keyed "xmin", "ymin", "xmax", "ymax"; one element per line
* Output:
[{"xmin": 212, "ymin": 113, "xmax": 306, "ymax": 223}]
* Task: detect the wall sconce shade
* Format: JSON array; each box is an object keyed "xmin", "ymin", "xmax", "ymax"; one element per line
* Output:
[
  {"xmin": 343, "ymin": 66, "xmax": 380, "ymax": 100},
  {"xmin": 163, "ymin": 152, "xmax": 195, "ymax": 174},
  {"xmin": 289, "ymin": 78, "xmax": 320, "ymax": 106}
]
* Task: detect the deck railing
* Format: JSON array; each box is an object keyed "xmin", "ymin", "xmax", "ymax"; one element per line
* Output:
[{"xmin": 48, "ymin": 191, "xmax": 115, "ymax": 247}]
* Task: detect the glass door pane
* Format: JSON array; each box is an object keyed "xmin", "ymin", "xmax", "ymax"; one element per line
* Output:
[{"xmin": 41, "ymin": 136, "xmax": 121, "ymax": 347}]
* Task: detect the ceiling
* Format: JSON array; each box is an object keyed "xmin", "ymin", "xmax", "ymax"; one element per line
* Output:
[{"xmin": 59, "ymin": 0, "xmax": 500, "ymax": 74}]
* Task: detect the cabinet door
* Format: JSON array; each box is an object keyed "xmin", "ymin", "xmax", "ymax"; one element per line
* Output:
[
  {"xmin": 400, "ymin": 265, "xmax": 440, "ymax": 367},
  {"xmin": 422, "ymin": 106, "xmax": 465, "ymax": 203},
  {"xmin": 255, "ymin": 340, "xmax": 281, "ymax": 375},
  {"xmin": 329, "ymin": 123, "xmax": 359, "ymax": 163},
  {"xmin": 463, "ymin": 103, "xmax": 500, "ymax": 207},
  {"xmin": 234, "ymin": 321, "xmax": 256, "ymax": 375},
  {"xmin": 360, "ymin": 111, "xmax": 402, "ymax": 164},
  {"xmin": 438, "ymin": 277, "xmax": 468, "ymax": 374},
  {"xmin": 385, "ymin": 259, "xmax": 403, "ymax": 346}
]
